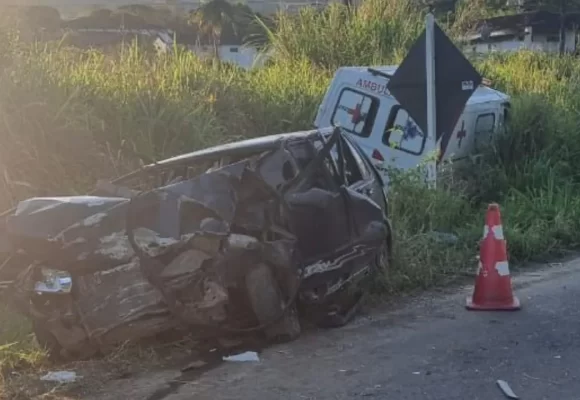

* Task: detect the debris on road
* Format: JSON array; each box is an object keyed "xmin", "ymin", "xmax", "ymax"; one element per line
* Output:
[
  {"xmin": 497, "ymin": 379, "xmax": 519, "ymax": 399},
  {"xmin": 40, "ymin": 371, "xmax": 79, "ymax": 384},
  {"xmin": 223, "ymin": 351, "xmax": 260, "ymax": 362},
  {"xmin": 427, "ymin": 231, "xmax": 458, "ymax": 245},
  {"xmin": 181, "ymin": 360, "xmax": 208, "ymax": 372},
  {"xmin": 0, "ymin": 127, "xmax": 392, "ymax": 361}
]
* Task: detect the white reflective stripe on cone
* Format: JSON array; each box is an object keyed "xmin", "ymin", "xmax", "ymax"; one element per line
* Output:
[
  {"xmin": 495, "ymin": 261, "xmax": 510, "ymax": 276},
  {"xmin": 492, "ymin": 225, "xmax": 504, "ymax": 240},
  {"xmin": 483, "ymin": 225, "xmax": 505, "ymax": 240}
]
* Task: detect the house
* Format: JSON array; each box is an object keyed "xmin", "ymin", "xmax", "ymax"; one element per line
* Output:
[
  {"xmin": 153, "ymin": 29, "xmax": 271, "ymax": 69},
  {"xmin": 60, "ymin": 11, "xmax": 169, "ymax": 49},
  {"xmin": 59, "ymin": 12, "xmax": 269, "ymax": 69},
  {"xmin": 462, "ymin": 11, "xmax": 580, "ymax": 54}
]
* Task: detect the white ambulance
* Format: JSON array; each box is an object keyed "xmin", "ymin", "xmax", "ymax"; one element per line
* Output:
[{"xmin": 313, "ymin": 66, "xmax": 510, "ymax": 183}]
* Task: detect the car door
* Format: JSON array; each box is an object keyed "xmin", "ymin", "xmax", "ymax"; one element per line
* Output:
[
  {"xmin": 340, "ymin": 135, "xmax": 387, "ymax": 212},
  {"xmin": 311, "ymin": 131, "xmax": 385, "ymax": 211}
]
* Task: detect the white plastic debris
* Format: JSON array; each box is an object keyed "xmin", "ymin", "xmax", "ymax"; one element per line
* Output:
[
  {"xmin": 222, "ymin": 351, "xmax": 260, "ymax": 362},
  {"xmin": 429, "ymin": 231, "xmax": 459, "ymax": 244},
  {"xmin": 40, "ymin": 371, "xmax": 79, "ymax": 384},
  {"xmin": 497, "ymin": 379, "xmax": 518, "ymax": 399}
]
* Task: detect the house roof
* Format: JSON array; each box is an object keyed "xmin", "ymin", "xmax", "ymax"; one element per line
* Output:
[
  {"xmin": 477, "ymin": 11, "xmax": 580, "ymax": 33},
  {"xmin": 61, "ymin": 12, "xmax": 245, "ymax": 46}
]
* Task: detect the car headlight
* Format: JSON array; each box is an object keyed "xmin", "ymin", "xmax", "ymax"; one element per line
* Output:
[{"xmin": 34, "ymin": 268, "xmax": 72, "ymax": 294}]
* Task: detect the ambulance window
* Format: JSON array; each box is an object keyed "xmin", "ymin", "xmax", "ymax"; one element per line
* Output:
[
  {"xmin": 383, "ymin": 106, "xmax": 426, "ymax": 155},
  {"xmin": 331, "ymin": 89, "xmax": 378, "ymax": 138},
  {"xmin": 475, "ymin": 113, "xmax": 495, "ymax": 134},
  {"xmin": 473, "ymin": 113, "xmax": 496, "ymax": 151}
]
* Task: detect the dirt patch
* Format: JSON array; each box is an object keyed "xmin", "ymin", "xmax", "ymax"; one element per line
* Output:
[{"xmin": 0, "ymin": 337, "xmax": 206, "ymax": 400}]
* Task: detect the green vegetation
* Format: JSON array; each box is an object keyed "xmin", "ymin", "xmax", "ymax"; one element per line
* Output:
[{"xmin": 2, "ymin": 0, "xmax": 580, "ymax": 386}]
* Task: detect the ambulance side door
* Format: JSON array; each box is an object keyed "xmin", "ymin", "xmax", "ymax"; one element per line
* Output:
[
  {"xmin": 443, "ymin": 111, "xmax": 477, "ymax": 162},
  {"xmin": 381, "ymin": 105, "xmax": 430, "ymax": 171}
]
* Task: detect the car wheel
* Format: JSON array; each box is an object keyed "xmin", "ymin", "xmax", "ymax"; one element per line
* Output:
[
  {"xmin": 245, "ymin": 263, "xmax": 301, "ymax": 343},
  {"xmin": 33, "ymin": 321, "xmax": 64, "ymax": 362},
  {"xmin": 313, "ymin": 290, "xmax": 365, "ymax": 329}
]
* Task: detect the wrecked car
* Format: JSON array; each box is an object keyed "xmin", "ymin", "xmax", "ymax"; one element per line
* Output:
[{"xmin": 0, "ymin": 127, "xmax": 392, "ymax": 360}]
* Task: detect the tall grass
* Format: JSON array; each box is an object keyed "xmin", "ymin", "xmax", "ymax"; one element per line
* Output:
[
  {"xmin": 1, "ymin": 0, "xmax": 580, "ymax": 367},
  {"xmin": 269, "ymin": 0, "xmax": 425, "ymax": 67}
]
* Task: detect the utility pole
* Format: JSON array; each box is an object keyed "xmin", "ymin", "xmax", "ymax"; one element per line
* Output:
[{"xmin": 425, "ymin": 12, "xmax": 437, "ymax": 189}]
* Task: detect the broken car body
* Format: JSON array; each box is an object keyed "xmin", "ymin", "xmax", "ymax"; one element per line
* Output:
[{"xmin": 0, "ymin": 127, "xmax": 392, "ymax": 360}]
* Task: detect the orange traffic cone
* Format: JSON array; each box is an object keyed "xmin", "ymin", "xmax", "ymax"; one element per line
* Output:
[{"xmin": 466, "ymin": 203, "xmax": 521, "ymax": 311}]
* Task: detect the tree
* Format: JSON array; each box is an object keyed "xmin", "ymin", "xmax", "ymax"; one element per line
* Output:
[
  {"xmin": 241, "ymin": 11, "xmax": 275, "ymax": 49},
  {"xmin": 117, "ymin": 5, "xmax": 175, "ymax": 27},
  {"xmin": 89, "ymin": 9, "xmax": 113, "ymax": 20},
  {"xmin": 189, "ymin": 0, "xmax": 240, "ymax": 58}
]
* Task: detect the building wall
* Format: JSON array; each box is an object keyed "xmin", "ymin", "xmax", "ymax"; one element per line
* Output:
[
  {"xmin": 217, "ymin": 45, "xmax": 265, "ymax": 69},
  {"xmin": 154, "ymin": 37, "xmax": 271, "ymax": 69},
  {"xmin": 466, "ymin": 29, "xmax": 578, "ymax": 54},
  {"xmin": 188, "ymin": 45, "xmax": 271, "ymax": 69}
]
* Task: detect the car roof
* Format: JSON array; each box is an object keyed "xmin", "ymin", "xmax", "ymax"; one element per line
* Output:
[
  {"xmin": 335, "ymin": 66, "xmax": 510, "ymax": 105},
  {"xmin": 148, "ymin": 127, "xmax": 336, "ymax": 169}
]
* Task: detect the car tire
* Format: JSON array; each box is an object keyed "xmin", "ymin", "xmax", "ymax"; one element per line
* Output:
[
  {"xmin": 245, "ymin": 263, "xmax": 301, "ymax": 343},
  {"xmin": 313, "ymin": 290, "xmax": 365, "ymax": 329},
  {"xmin": 315, "ymin": 219, "xmax": 392, "ymax": 329}
]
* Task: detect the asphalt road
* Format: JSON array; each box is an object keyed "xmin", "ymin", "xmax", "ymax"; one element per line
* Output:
[{"xmin": 94, "ymin": 258, "xmax": 580, "ymax": 400}]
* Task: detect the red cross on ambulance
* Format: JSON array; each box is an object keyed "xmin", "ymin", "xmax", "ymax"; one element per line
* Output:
[
  {"xmin": 338, "ymin": 103, "xmax": 366, "ymax": 125},
  {"xmin": 347, "ymin": 103, "xmax": 364, "ymax": 124}
]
